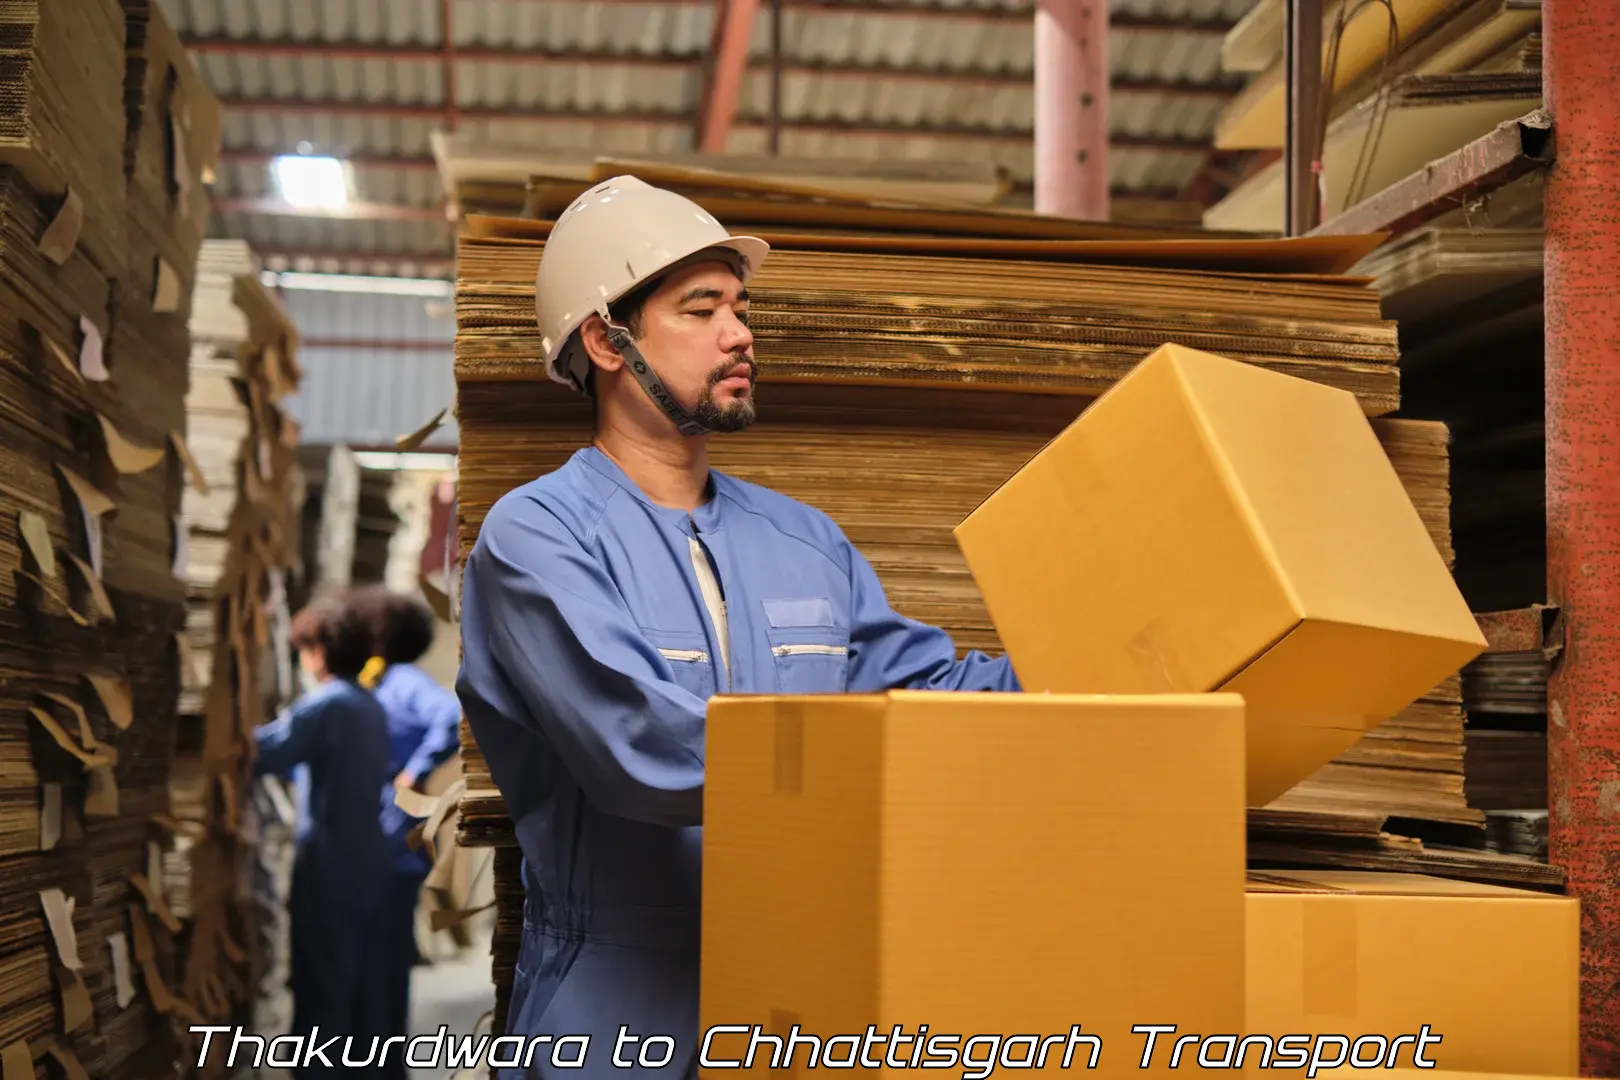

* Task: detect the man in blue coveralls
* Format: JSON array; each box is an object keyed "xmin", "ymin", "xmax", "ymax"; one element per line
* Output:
[{"xmin": 455, "ymin": 175, "xmax": 1022, "ymax": 1079}]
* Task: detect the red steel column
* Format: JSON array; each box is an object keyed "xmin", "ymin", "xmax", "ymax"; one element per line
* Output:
[
  {"xmin": 1034, "ymin": 0, "xmax": 1109, "ymax": 220},
  {"xmin": 1545, "ymin": 0, "xmax": 1620, "ymax": 1074}
]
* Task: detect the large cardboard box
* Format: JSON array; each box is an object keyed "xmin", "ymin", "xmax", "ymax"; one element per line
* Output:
[
  {"xmin": 953, "ymin": 343, "xmax": 1487, "ymax": 805},
  {"xmin": 700, "ymin": 690, "xmax": 1247, "ymax": 1077},
  {"xmin": 1246, "ymin": 871, "xmax": 1578, "ymax": 1076}
]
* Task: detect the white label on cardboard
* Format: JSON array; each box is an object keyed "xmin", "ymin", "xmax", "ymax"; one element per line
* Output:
[
  {"xmin": 39, "ymin": 889, "xmax": 82, "ymax": 970},
  {"xmin": 78, "ymin": 316, "xmax": 107, "ymax": 382},
  {"xmin": 108, "ymin": 932, "xmax": 135, "ymax": 1009}
]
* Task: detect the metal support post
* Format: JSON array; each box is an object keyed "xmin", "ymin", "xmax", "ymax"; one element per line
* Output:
[
  {"xmin": 1034, "ymin": 0, "xmax": 1109, "ymax": 220},
  {"xmin": 1545, "ymin": 0, "xmax": 1620, "ymax": 1073},
  {"xmin": 1284, "ymin": 0, "xmax": 1323, "ymax": 235}
]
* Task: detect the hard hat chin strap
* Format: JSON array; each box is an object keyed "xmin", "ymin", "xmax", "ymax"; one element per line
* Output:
[{"xmin": 605, "ymin": 319, "xmax": 713, "ymax": 437}]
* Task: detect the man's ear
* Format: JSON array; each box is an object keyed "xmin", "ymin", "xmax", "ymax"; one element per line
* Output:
[{"xmin": 579, "ymin": 314, "xmax": 625, "ymax": 373}]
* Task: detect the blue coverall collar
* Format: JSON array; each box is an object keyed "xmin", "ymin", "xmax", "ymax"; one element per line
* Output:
[{"xmin": 578, "ymin": 445, "xmax": 726, "ymax": 534}]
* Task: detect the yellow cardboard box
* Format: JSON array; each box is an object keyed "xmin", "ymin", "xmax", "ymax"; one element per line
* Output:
[
  {"xmin": 700, "ymin": 691, "xmax": 1247, "ymax": 1076},
  {"xmin": 953, "ymin": 343, "xmax": 1487, "ymax": 805},
  {"xmin": 1246, "ymin": 871, "xmax": 1578, "ymax": 1076}
]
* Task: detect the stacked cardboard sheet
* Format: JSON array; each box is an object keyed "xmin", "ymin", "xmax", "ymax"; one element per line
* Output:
[
  {"xmin": 457, "ymin": 218, "xmax": 1401, "ymax": 415},
  {"xmin": 0, "ymin": 0, "xmax": 220, "ymax": 1069},
  {"xmin": 0, "ymin": 0, "xmax": 127, "ymax": 277},
  {"xmin": 174, "ymin": 239, "xmax": 304, "ymax": 1073},
  {"xmin": 118, "ymin": 0, "xmax": 218, "ymax": 333},
  {"xmin": 1460, "ymin": 605, "xmax": 1550, "ymax": 821}
]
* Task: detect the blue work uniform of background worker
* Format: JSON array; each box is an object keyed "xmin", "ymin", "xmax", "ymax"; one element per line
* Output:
[
  {"xmin": 253, "ymin": 597, "xmax": 394, "ymax": 1078},
  {"xmin": 456, "ymin": 176, "xmax": 1021, "ymax": 1080},
  {"xmin": 351, "ymin": 585, "xmax": 466, "ymax": 1080}
]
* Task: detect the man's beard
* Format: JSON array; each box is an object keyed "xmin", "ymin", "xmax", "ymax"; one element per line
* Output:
[{"xmin": 692, "ymin": 353, "xmax": 758, "ymax": 433}]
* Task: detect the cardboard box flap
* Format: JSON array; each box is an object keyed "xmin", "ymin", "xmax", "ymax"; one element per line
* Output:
[{"xmin": 1172, "ymin": 345, "xmax": 1485, "ymax": 650}]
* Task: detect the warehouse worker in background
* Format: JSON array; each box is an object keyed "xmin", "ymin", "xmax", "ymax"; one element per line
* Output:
[
  {"xmin": 252, "ymin": 596, "xmax": 394, "ymax": 1078},
  {"xmin": 350, "ymin": 584, "xmax": 465, "ymax": 1080},
  {"xmin": 456, "ymin": 175, "xmax": 1021, "ymax": 1080}
]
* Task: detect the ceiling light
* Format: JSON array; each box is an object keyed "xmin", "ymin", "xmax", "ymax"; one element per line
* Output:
[
  {"xmin": 259, "ymin": 271, "xmax": 453, "ymax": 298},
  {"xmin": 271, "ymin": 154, "xmax": 351, "ymax": 210}
]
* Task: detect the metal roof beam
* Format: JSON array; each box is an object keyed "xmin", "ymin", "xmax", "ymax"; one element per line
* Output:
[
  {"xmin": 214, "ymin": 98, "xmax": 1211, "ymax": 151},
  {"xmin": 695, "ymin": 0, "xmax": 761, "ymax": 151},
  {"xmin": 181, "ymin": 38, "xmax": 1240, "ymax": 95},
  {"xmin": 455, "ymin": 0, "xmax": 1233, "ymax": 29},
  {"xmin": 212, "ymin": 195, "xmax": 450, "ymax": 221},
  {"xmin": 1309, "ymin": 109, "xmax": 1554, "ymax": 239},
  {"xmin": 220, "ymin": 150, "xmax": 441, "ymax": 170},
  {"xmin": 254, "ymin": 247, "xmax": 456, "ymax": 273}
]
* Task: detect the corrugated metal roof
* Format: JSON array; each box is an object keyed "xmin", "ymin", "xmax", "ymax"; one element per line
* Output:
[
  {"xmin": 274, "ymin": 289, "xmax": 458, "ymax": 447},
  {"xmin": 277, "ymin": 289, "xmax": 456, "ymax": 342},
  {"xmin": 172, "ymin": 0, "xmax": 1261, "ymax": 272},
  {"xmin": 210, "ymin": 212, "xmax": 454, "ymax": 259},
  {"xmin": 462, "ymin": 2, "xmax": 714, "ymax": 56},
  {"xmin": 282, "ymin": 347, "xmax": 459, "ymax": 448}
]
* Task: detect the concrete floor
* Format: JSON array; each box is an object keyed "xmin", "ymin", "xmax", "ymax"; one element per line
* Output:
[
  {"xmin": 250, "ymin": 923, "xmax": 497, "ymax": 1080},
  {"xmin": 407, "ymin": 927, "xmax": 499, "ymax": 1080}
]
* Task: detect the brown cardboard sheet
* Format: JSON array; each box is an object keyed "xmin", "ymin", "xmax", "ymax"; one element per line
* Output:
[
  {"xmin": 0, "ymin": 1041, "xmax": 29, "ymax": 1080},
  {"xmin": 61, "ymin": 553, "xmax": 114, "ymax": 626},
  {"xmin": 43, "ymin": 1045, "xmax": 87, "ymax": 1080},
  {"xmin": 44, "ymin": 335, "xmax": 82, "ymax": 387},
  {"xmin": 16, "ymin": 510, "xmax": 56, "ymax": 581},
  {"xmin": 35, "ymin": 188, "xmax": 82, "ymax": 266},
  {"xmin": 168, "ymin": 431, "xmax": 209, "ymax": 495},
  {"xmin": 83, "ymin": 674, "xmax": 132, "ymax": 732},
  {"xmin": 395, "ymin": 407, "xmax": 447, "ymax": 451},
  {"xmin": 27, "ymin": 707, "xmax": 112, "ymax": 769},
  {"xmin": 464, "ymin": 212, "xmax": 1387, "ymax": 275},
  {"xmin": 95, "ymin": 414, "xmax": 166, "ymax": 474}
]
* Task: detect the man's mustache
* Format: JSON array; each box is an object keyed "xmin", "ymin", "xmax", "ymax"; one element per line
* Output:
[{"xmin": 707, "ymin": 353, "xmax": 757, "ymax": 386}]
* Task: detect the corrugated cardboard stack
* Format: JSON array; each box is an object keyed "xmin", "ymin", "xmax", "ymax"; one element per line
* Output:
[
  {"xmin": 449, "ymin": 184, "xmax": 1545, "ymax": 1029},
  {"xmin": 0, "ymin": 0, "xmax": 128, "ymax": 279},
  {"xmin": 169, "ymin": 238, "xmax": 304, "ymax": 1075},
  {"xmin": 457, "ymin": 217, "xmax": 1403, "ymax": 416},
  {"xmin": 0, "ymin": 0, "xmax": 225, "ymax": 1075}
]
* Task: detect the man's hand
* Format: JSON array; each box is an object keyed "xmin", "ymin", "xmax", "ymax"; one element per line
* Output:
[{"xmin": 393, "ymin": 770, "xmax": 416, "ymax": 792}]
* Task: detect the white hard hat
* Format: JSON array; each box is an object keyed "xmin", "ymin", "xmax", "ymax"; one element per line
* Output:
[{"xmin": 536, "ymin": 175, "xmax": 770, "ymax": 394}]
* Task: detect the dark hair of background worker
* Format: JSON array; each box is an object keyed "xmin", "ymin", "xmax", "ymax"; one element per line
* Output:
[
  {"xmin": 287, "ymin": 595, "xmax": 376, "ymax": 681},
  {"xmin": 359, "ymin": 585, "xmax": 439, "ymax": 667}
]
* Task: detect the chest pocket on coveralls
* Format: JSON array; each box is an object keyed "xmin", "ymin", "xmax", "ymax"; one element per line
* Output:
[
  {"xmin": 762, "ymin": 597, "xmax": 849, "ymax": 694},
  {"xmin": 643, "ymin": 628, "xmax": 719, "ymax": 701}
]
